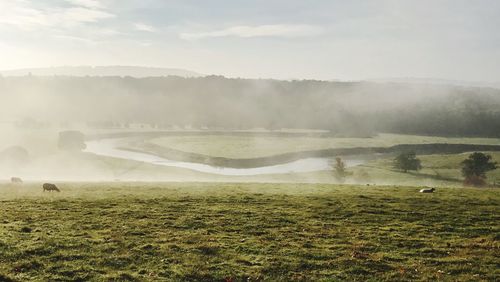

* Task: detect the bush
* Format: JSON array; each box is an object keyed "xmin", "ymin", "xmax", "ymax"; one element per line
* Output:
[
  {"xmin": 463, "ymin": 175, "xmax": 487, "ymax": 187},
  {"xmin": 394, "ymin": 151, "xmax": 422, "ymax": 173},
  {"xmin": 58, "ymin": 131, "xmax": 86, "ymax": 151},
  {"xmin": 461, "ymin": 152, "xmax": 498, "ymax": 187},
  {"xmin": 0, "ymin": 146, "xmax": 30, "ymax": 166}
]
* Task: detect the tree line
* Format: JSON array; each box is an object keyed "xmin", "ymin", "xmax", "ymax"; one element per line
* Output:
[{"xmin": 1, "ymin": 76, "xmax": 500, "ymax": 137}]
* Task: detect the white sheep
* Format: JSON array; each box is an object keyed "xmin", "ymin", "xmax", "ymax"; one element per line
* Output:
[{"xmin": 419, "ymin": 187, "xmax": 435, "ymax": 193}]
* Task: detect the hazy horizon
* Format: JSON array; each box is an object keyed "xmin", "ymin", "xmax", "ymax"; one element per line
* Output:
[{"xmin": 2, "ymin": 65, "xmax": 500, "ymax": 90}]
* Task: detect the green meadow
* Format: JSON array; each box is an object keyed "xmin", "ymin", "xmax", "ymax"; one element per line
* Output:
[
  {"xmin": 0, "ymin": 183, "xmax": 498, "ymax": 281},
  {"xmin": 148, "ymin": 134, "xmax": 500, "ymax": 159}
]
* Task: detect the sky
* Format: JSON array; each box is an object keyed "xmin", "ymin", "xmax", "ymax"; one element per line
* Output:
[{"xmin": 0, "ymin": 0, "xmax": 499, "ymax": 81}]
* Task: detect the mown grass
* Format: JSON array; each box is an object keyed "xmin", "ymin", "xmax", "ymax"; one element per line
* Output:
[{"xmin": 0, "ymin": 182, "xmax": 498, "ymax": 281}]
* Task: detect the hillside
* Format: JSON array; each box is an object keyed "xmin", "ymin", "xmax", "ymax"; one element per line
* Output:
[{"xmin": 1, "ymin": 76, "xmax": 499, "ymax": 137}]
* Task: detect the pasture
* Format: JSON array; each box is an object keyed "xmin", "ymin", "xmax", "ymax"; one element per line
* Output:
[
  {"xmin": 148, "ymin": 133, "xmax": 500, "ymax": 159},
  {"xmin": 1, "ymin": 128, "xmax": 500, "ymax": 187},
  {"xmin": 0, "ymin": 183, "xmax": 498, "ymax": 281}
]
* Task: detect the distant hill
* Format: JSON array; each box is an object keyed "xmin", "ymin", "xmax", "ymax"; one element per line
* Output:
[
  {"xmin": 1, "ymin": 76, "xmax": 499, "ymax": 137},
  {"xmin": 370, "ymin": 77, "xmax": 500, "ymax": 89},
  {"xmin": 0, "ymin": 66, "xmax": 203, "ymax": 78}
]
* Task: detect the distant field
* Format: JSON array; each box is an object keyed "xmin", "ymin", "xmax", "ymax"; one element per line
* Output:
[
  {"xmin": 148, "ymin": 133, "xmax": 500, "ymax": 159},
  {"xmin": 0, "ymin": 183, "xmax": 498, "ymax": 281},
  {"xmin": 355, "ymin": 151, "xmax": 500, "ymax": 187},
  {"xmin": 58, "ymin": 151, "xmax": 500, "ymax": 186},
  {"xmin": 1, "ymin": 129, "xmax": 499, "ymax": 186}
]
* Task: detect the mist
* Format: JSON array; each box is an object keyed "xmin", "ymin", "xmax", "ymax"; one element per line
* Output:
[
  {"xmin": 1, "ymin": 0, "xmax": 499, "ymax": 184},
  {"xmin": 1, "ymin": 73, "xmax": 499, "ymax": 184},
  {"xmin": 2, "ymin": 75, "xmax": 500, "ymax": 134}
]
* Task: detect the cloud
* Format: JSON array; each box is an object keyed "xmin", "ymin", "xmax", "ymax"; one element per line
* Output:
[
  {"xmin": 134, "ymin": 23, "xmax": 157, "ymax": 32},
  {"xmin": 138, "ymin": 42, "xmax": 153, "ymax": 47},
  {"xmin": 65, "ymin": 0, "xmax": 104, "ymax": 9},
  {"xmin": 62, "ymin": 7, "xmax": 114, "ymax": 24},
  {"xmin": 0, "ymin": 1, "xmax": 48, "ymax": 29},
  {"xmin": 53, "ymin": 34, "xmax": 98, "ymax": 45},
  {"xmin": 0, "ymin": 0, "xmax": 114, "ymax": 31},
  {"xmin": 180, "ymin": 24, "xmax": 325, "ymax": 40}
]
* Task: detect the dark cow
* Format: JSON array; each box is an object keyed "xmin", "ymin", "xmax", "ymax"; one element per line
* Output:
[
  {"xmin": 43, "ymin": 183, "xmax": 60, "ymax": 192},
  {"xmin": 11, "ymin": 177, "xmax": 23, "ymax": 184}
]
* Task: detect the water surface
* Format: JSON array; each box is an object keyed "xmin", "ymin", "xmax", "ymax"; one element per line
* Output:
[{"xmin": 85, "ymin": 138, "xmax": 364, "ymax": 176}]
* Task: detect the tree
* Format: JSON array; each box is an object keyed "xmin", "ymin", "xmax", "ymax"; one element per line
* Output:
[
  {"xmin": 58, "ymin": 131, "xmax": 86, "ymax": 151},
  {"xmin": 393, "ymin": 151, "xmax": 422, "ymax": 173},
  {"xmin": 461, "ymin": 152, "xmax": 497, "ymax": 187},
  {"xmin": 331, "ymin": 157, "xmax": 348, "ymax": 182},
  {"xmin": 0, "ymin": 146, "xmax": 30, "ymax": 167}
]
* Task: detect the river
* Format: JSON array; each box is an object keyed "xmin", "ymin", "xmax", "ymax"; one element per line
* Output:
[{"xmin": 84, "ymin": 138, "xmax": 365, "ymax": 176}]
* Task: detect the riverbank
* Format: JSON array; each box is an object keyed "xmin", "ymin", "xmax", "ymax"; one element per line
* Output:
[{"xmin": 103, "ymin": 136, "xmax": 500, "ymax": 170}]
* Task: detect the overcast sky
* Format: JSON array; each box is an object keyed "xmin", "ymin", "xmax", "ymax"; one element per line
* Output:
[{"xmin": 0, "ymin": 0, "xmax": 499, "ymax": 81}]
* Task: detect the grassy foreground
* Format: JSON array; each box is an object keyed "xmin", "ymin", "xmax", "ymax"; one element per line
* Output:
[{"xmin": 0, "ymin": 183, "xmax": 498, "ymax": 281}]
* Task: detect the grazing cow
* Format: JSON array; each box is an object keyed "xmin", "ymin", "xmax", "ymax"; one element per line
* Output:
[
  {"xmin": 43, "ymin": 183, "xmax": 60, "ymax": 192},
  {"xmin": 419, "ymin": 187, "xmax": 435, "ymax": 193},
  {"xmin": 11, "ymin": 177, "xmax": 23, "ymax": 184}
]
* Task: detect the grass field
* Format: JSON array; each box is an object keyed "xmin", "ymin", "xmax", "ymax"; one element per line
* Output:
[
  {"xmin": 354, "ymin": 151, "xmax": 500, "ymax": 187},
  {"xmin": 0, "ymin": 183, "xmax": 498, "ymax": 281},
  {"xmin": 2, "ymin": 150, "xmax": 499, "ymax": 187},
  {"xmin": 148, "ymin": 134, "xmax": 500, "ymax": 159},
  {"xmin": 1, "ymin": 129, "xmax": 499, "ymax": 187}
]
